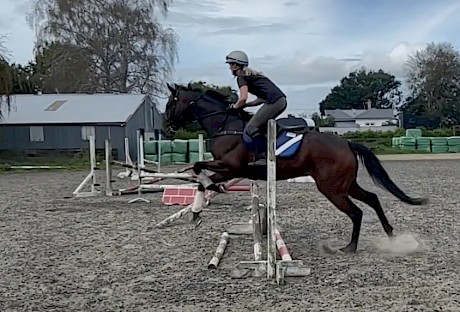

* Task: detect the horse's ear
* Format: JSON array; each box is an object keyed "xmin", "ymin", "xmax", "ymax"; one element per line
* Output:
[
  {"xmin": 167, "ymin": 83, "xmax": 175, "ymax": 93},
  {"xmin": 187, "ymin": 82, "xmax": 192, "ymax": 90}
]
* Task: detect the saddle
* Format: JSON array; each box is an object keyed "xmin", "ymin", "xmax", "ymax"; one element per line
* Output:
[
  {"xmin": 247, "ymin": 116, "xmax": 309, "ymax": 166},
  {"xmin": 258, "ymin": 116, "xmax": 309, "ymax": 138},
  {"xmin": 275, "ymin": 116, "xmax": 309, "ymax": 135}
]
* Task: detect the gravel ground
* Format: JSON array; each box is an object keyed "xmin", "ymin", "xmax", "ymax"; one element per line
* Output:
[{"xmin": 1, "ymin": 160, "xmax": 459, "ymax": 312}]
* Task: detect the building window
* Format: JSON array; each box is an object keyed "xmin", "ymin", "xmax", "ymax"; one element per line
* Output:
[
  {"xmin": 81, "ymin": 126, "xmax": 96, "ymax": 141},
  {"xmin": 29, "ymin": 126, "xmax": 44, "ymax": 142}
]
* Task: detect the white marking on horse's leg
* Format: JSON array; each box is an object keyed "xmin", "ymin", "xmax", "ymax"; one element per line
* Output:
[
  {"xmin": 192, "ymin": 190, "xmax": 205, "ymax": 213},
  {"xmin": 198, "ymin": 172, "xmax": 213, "ymax": 188}
]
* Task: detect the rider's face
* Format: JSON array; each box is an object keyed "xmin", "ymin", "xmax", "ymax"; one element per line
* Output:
[{"xmin": 228, "ymin": 63, "xmax": 239, "ymax": 74}]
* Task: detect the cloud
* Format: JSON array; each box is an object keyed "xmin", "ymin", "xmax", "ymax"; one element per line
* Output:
[
  {"xmin": 3, "ymin": 0, "xmax": 460, "ymax": 116},
  {"xmin": 175, "ymin": 42, "xmax": 426, "ymax": 89},
  {"xmin": 284, "ymin": 1, "xmax": 298, "ymax": 7},
  {"xmin": 167, "ymin": 11, "xmax": 302, "ymax": 36}
]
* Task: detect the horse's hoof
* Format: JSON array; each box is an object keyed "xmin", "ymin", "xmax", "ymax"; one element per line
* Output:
[
  {"xmin": 339, "ymin": 245, "xmax": 357, "ymax": 253},
  {"xmin": 191, "ymin": 212, "xmax": 202, "ymax": 228},
  {"xmin": 319, "ymin": 241, "xmax": 339, "ymax": 255},
  {"xmin": 218, "ymin": 184, "xmax": 229, "ymax": 193},
  {"xmin": 194, "ymin": 218, "xmax": 202, "ymax": 228},
  {"xmin": 206, "ymin": 183, "xmax": 222, "ymax": 193}
]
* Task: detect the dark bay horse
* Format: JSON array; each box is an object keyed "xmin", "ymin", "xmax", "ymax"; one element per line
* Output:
[{"xmin": 164, "ymin": 83, "xmax": 428, "ymax": 253}]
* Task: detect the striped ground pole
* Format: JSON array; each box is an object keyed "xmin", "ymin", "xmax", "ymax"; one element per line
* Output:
[
  {"xmin": 275, "ymin": 228, "xmax": 292, "ymax": 261},
  {"xmin": 155, "ymin": 205, "xmax": 191, "ymax": 228},
  {"xmin": 208, "ymin": 232, "xmax": 230, "ymax": 269}
]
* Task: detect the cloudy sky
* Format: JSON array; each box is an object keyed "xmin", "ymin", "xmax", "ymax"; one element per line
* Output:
[{"xmin": 1, "ymin": 0, "xmax": 460, "ymax": 116}]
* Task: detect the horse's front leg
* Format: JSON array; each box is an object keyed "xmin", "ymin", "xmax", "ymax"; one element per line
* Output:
[
  {"xmin": 193, "ymin": 160, "xmax": 236, "ymax": 193},
  {"xmin": 191, "ymin": 160, "xmax": 241, "ymax": 227}
]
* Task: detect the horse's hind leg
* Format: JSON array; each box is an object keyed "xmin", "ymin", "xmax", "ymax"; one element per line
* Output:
[
  {"xmin": 319, "ymin": 190, "xmax": 363, "ymax": 253},
  {"xmin": 349, "ymin": 180, "xmax": 394, "ymax": 238}
]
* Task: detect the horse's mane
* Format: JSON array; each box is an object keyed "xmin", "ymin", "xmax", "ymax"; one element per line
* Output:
[
  {"xmin": 176, "ymin": 83, "xmax": 254, "ymax": 122},
  {"xmin": 204, "ymin": 89, "xmax": 229, "ymax": 103}
]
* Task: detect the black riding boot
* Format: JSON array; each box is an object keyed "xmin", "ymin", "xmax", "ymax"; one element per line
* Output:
[{"xmin": 253, "ymin": 150, "xmax": 267, "ymax": 166}]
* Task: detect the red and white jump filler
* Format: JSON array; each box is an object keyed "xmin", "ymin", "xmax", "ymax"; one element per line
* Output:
[{"xmin": 162, "ymin": 178, "xmax": 251, "ymax": 206}]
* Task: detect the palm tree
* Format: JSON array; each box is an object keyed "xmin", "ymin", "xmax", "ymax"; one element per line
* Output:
[{"xmin": 0, "ymin": 34, "xmax": 13, "ymax": 120}]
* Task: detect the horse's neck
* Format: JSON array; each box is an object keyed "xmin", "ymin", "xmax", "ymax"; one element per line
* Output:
[{"xmin": 193, "ymin": 97, "xmax": 245, "ymax": 137}]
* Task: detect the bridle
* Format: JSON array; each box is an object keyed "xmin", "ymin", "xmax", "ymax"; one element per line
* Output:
[{"xmin": 169, "ymin": 89, "xmax": 242, "ymax": 137}]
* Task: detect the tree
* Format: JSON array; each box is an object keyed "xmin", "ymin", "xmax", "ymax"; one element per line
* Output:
[
  {"xmin": 311, "ymin": 112, "xmax": 335, "ymax": 127},
  {"xmin": 27, "ymin": 0, "xmax": 179, "ymax": 97},
  {"xmin": 0, "ymin": 34, "xmax": 13, "ymax": 120},
  {"xmin": 176, "ymin": 81, "xmax": 238, "ymax": 133},
  {"xmin": 32, "ymin": 41, "xmax": 95, "ymax": 93},
  {"xmin": 319, "ymin": 67, "xmax": 402, "ymax": 115},
  {"xmin": 404, "ymin": 42, "xmax": 460, "ymax": 124},
  {"xmin": 9, "ymin": 63, "xmax": 39, "ymax": 94},
  {"xmin": 189, "ymin": 80, "xmax": 238, "ymax": 102}
]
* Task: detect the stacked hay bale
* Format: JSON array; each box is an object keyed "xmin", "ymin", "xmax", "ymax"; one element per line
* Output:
[
  {"xmin": 392, "ymin": 129, "xmax": 460, "ymax": 154},
  {"xmin": 447, "ymin": 136, "xmax": 460, "ymax": 153},
  {"xmin": 144, "ymin": 140, "xmax": 158, "ymax": 162},
  {"xmin": 142, "ymin": 140, "xmax": 174, "ymax": 165},
  {"xmin": 172, "ymin": 139, "xmax": 188, "ymax": 164},
  {"xmin": 188, "ymin": 138, "xmax": 201, "ymax": 163},
  {"xmin": 188, "ymin": 138, "xmax": 213, "ymax": 162},
  {"xmin": 415, "ymin": 136, "xmax": 431, "ymax": 152},
  {"xmin": 430, "ymin": 137, "xmax": 448, "ymax": 153},
  {"xmin": 398, "ymin": 130, "xmax": 417, "ymax": 151}
]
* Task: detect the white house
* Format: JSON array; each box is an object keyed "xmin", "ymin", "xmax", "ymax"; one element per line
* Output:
[{"xmin": 321, "ymin": 108, "xmax": 398, "ymax": 134}]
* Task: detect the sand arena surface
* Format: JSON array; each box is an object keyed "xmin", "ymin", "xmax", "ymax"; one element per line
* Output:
[{"xmin": 1, "ymin": 160, "xmax": 459, "ymax": 311}]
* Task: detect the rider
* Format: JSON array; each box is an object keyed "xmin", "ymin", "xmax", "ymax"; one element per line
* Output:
[{"xmin": 225, "ymin": 50, "xmax": 287, "ymax": 162}]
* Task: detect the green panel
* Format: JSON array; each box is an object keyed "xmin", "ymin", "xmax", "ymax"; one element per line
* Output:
[
  {"xmin": 144, "ymin": 154, "xmax": 157, "ymax": 162},
  {"xmin": 430, "ymin": 137, "xmax": 447, "ymax": 146},
  {"xmin": 159, "ymin": 140, "xmax": 173, "ymax": 154},
  {"xmin": 416, "ymin": 144, "xmax": 431, "ymax": 152},
  {"xmin": 431, "ymin": 145, "xmax": 449, "ymax": 153},
  {"xmin": 160, "ymin": 153, "xmax": 172, "ymax": 164},
  {"xmin": 400, "ymin": 145, "xmax": 417, "ymax": 151},
  {"xmin": 144, "ymin": 141, "xmax": 157, "ymax": 155},
  {"xmin": 447, "ymin": 136, "xmax": 460, "ymax": 146},
  {"xmin": 399, "ymin": 136, "xmax": 416, "ymax": 145},
  {"xmin": 204, "ymin": 152, "xmax": 213, "ymax": 160},
  {"xmin": 189, "ymin": 152, "xmax": 201, "ymax": 163},
  {"xmin": 172, "ymin": 152, "xmax": 187, "ymax": 163},
  {"xmin": 405, "ymin": 129, "xmax": 422, "ymax": 138},
  {"xmin": 172, "ymin": 139, "xmax": 188, "ymax": 154},
  {"xmin": 448, "ymin": 145, "xmax": 460, "ymax": 153},
  {"xmin": 415, "ymin": 137, "xmax": 431, "ymax": 145},
  {"xmin": 189, "ymin": 139, "xmax": 200, "ymax": 152}
]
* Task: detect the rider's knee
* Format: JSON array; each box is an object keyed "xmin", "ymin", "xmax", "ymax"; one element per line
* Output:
[{"xmin": 245, "ymin": 124, "xmax": 261, "ymax": 137}]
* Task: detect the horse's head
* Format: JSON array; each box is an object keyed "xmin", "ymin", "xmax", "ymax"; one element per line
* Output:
[
  {"xmin": 165, "ymin": 82, "xmax": 254, "ymax": 137},
  {"xmin": 165, "ymin": 83, "xmax": 201, "ymax": 136}
]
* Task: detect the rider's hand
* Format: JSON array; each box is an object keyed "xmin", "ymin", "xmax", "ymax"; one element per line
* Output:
[{"xmin": 231, "ymin": 102, "xmax": 245, "ymax": 109}]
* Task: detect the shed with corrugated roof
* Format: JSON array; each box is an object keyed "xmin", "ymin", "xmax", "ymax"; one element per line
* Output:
[{"xmin": 0, "ymin": 93, "xmax": 164, "ymax": 160}]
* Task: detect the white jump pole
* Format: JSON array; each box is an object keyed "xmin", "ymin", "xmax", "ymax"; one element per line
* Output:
[
  {"xmin": 72, "ymin": 135, "xmax": 101, "ymax": 197},
  {"xmin": 157, "ymin": 132, "xmax": 162, "ymax": 172},
  {"xmin": 266, "ymin": 119, "xmax": 277, "ymax": 279},
  {"xmin": 128, "ymin": 130, "xmax": 150, "ymax": 204},
  {"xmin": 105, "ymin": 139, "xmax": 114, "ymax": 196},
  {"xmin": 198, "ymin": 133, "xmax": 204, "ymax": 161},
  {"xmin": 231, "ymin": 119, "xmax": 310, "ymax": 285},
  {"xmin": 123, "ymin": 137, "xmax": 132, "ymax": 176}
]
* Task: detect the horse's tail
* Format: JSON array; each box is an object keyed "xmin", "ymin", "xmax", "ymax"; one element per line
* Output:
[{"xmin": 348, "ymin": 142, "xmax": 428, "ymax": 206}]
